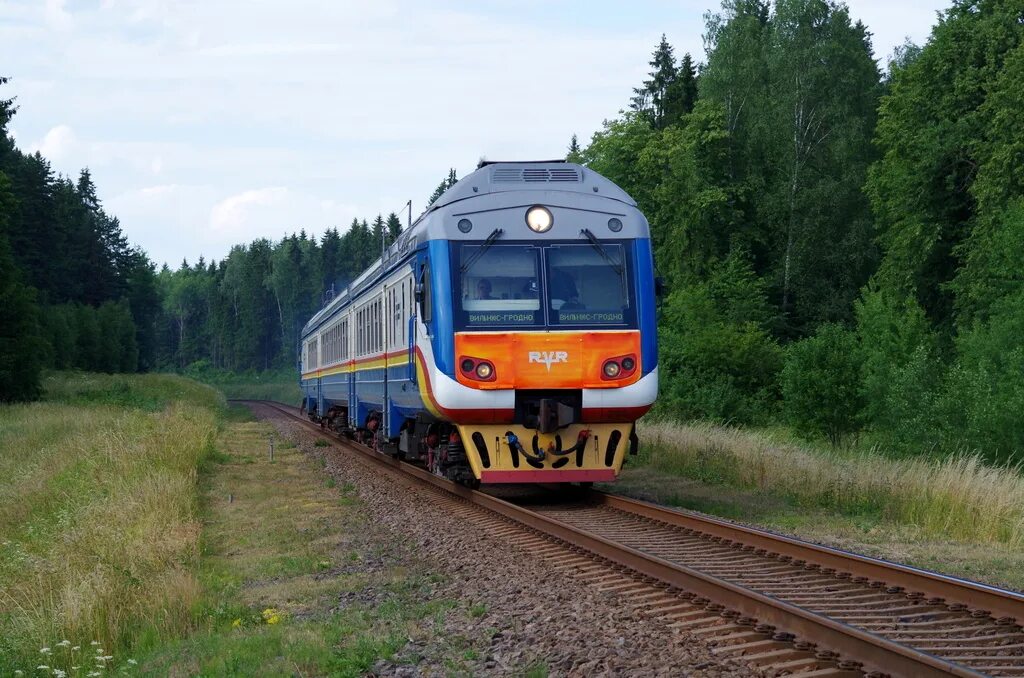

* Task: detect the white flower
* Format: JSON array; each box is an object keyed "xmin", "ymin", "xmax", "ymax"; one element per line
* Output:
[
  {"xmin": 90, "ymin": 641, "xmax": 100, "ymax": 646},
  {"xmin": 14, "ymin": 671, "xmax": 24, "ymax": 676},
  {"xmin": 127, "ymin": 659, "xmax": 137, "ymax": 665},
  {"xmin": 40, "ymin": 647, "xmax": 52, "ymax": 654},
  {"xmin": 88, "ymin": 673, "xmax": 102, "ymax": 677},
  {"xmin": 54, "ymin": 670, "xmax": 67, "ymax": 678},
  {"xmin": 72, "ymin": 646, "xmax": 80, "ymax": 651},
  {"xmin": 36, "ymin": 666, "xmax": 49, "ymax": 671},
  {"xmin": 103, "ymin": 656, "xmax": 113, "ymax": 661},
  {"xmin": 57, "ymin": 640, "xmax": 71, "ymax": 647}
]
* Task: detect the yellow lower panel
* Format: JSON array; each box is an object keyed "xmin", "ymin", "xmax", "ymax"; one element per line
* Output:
[{"xmin": 456, "ymin": 423, "xmax": 633, "ymax": 483}]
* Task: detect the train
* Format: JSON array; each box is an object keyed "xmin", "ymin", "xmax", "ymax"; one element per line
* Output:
[{"xmin": 299, "ymin": 160, "xmax": 658, "ymax": 487}]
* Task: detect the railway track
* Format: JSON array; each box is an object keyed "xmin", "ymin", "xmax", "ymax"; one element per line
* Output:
[{"xmin": 246, "ymin": 400, "xmax": 1024, "ymax": 677}]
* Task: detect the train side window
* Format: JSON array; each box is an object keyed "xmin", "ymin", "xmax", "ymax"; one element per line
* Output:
[{"xmin": 417, "ymin": 265, "xmax": 432, "ymax": 323}]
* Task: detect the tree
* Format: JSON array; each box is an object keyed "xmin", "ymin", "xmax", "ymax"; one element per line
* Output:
[
  {"xmin": 566, "ymin": 134, "xmax": 583, "ymax": 163},
  {"xmin": 781, "ymin": 323, "xmax": 863, "ymax": 445},
  {"xmin": 0, "ymin": 171, "xmax": 42, "ymax": 401},
  {"xmin": 631, "ymin": 35, "xmax": 689, "ymax": 129},
  {"xmin": 701, "ymin": 0, "xmax": 881, "ymax": 334},
  {"xmin": 385, "ymin": 212, "xmax": 403, "ymax": 242},
  {"xmin": 427, "ymin": 168, "xmax": 458, "ymax": 205},
  {"xmin": 658, "ymin": 248, "xmax": 782, "ymax": 423},
  {"xmin": 867, "ymin": 0, "xmax": 1024, "ymax": 331}
]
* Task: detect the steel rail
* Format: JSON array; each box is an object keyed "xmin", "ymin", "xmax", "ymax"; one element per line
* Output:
[
  {"xmin": 590, "ymin": 492, "xmax": 1024, "ymax": 626},
  {"xmin": 245, "ymin": 400, "xmax": 1011, "ymax": 677}
]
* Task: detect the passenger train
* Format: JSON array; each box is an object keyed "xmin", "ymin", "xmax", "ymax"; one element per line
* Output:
[{"xmin": 299, "ymin": 160, "xmax": 658, "ymax": 486}]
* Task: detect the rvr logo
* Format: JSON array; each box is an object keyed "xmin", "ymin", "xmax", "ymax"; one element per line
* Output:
[{"xmin": 528, "ymin": 350, "xmax": 568, "ymax": 372}]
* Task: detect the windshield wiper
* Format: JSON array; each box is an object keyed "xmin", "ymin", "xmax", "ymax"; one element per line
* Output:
[
  {"xmin": 580, "ymin": 228, "xmax": 624, "ymax": 276},
  {"xmin": 460, "ymin": 228, "xmax": 504, "ymax": 273}
]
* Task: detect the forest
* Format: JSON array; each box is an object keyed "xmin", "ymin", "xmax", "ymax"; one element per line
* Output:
[{"xmin": 2, "ymin": 0, "xmax": 1023, "ymax": 464}]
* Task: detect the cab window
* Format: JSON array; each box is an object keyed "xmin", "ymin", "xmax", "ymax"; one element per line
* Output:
[{"xmin": 457, "ymin": 244, "xmax": 542, "ymax": 327}]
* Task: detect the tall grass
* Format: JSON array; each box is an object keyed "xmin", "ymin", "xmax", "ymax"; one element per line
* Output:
[
  {"xmin": 182, "ymin": 363, "xmax": 302, "ymax": 404},
  {"xmin": 0, "ymin": 373, "xmax": 223, "ymax": 672},
  {"xmin": 638, "ymin": 420, "xmax": 1024, "ymax": 546}
]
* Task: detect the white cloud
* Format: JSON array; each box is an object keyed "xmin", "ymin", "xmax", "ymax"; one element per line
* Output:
[
  {"xmin": 43, "ymin": 0, "xmax": 72, "ymax": 31},
  {"xmin": 209, "ymin": 187, "xmax": 290, "ymax": 234},
  {"xmin": 30, "ymin": 124, "xmax": 76, "ymax": 163}
]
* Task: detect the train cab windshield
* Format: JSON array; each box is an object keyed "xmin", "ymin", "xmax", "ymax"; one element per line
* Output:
[{"xmin": 455, "ymin": 241, "xmax": 635, "ymax": 330}]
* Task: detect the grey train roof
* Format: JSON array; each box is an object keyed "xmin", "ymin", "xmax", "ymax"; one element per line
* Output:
[
  {"xmin": 302, "ymin": 161, "xmax": 648, "ymax": 334},
  {"xmin": 411, "ymin": 161, "xmax": 648, "ymax": 243}
]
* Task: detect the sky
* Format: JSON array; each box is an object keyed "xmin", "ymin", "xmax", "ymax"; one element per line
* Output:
[{"xmin": 1, "ymin": 0, "xmax": 948, "ymax": 268}]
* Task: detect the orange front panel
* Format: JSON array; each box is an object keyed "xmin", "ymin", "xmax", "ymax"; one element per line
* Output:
[{"xmin": 454, "ymin": 331, "xmax": 641, "ymax": 390}]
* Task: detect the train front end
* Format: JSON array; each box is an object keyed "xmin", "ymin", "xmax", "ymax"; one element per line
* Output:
[{"xmin": 414, "ymin": 162, "xmax": 658, "ymax": 485}]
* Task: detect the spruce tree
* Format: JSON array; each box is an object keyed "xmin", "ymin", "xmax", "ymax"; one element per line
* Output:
[
  {"xmin": 631, "ymin": 34, "xmax": 681, "ymax": 129},
  {"xmin": 385, "ymin": 212, "xmax": 403, "ymax": 242},
  {"xmin": 426, "ymin": 168, "xmax": 458, "ymax": 205},
  {"xmin": 566, "ymin": 134, "xmax": 583, "ymax": 163},
  {"xmin": 0, "ymin": 172, "xmax": 42, "ymax": 401}
]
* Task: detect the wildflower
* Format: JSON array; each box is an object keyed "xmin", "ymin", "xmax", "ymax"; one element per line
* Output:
[
  {"xmin": 36, "ymin": 666, "xmax": 49, "ymax": 671},
  {"xmin": 231, "ymin": 618, "xmax": 241, "ymax": 628},
  {"xmin": 57, "ymin": 640, "xmax": 71, "ymax": 648},
  {"xmin": 262, "ymin": 608, "xmax": 282, "ymax": 625},
  {"xmin": 54, "ymin": 670, "xmax": 67, "ymax": 678},
  {"xmin": 90, "ymin": 641, "xmax": 100, "ymax": 646},
  {"xmin": 40, "ymin": 647, "xmax": 52, "ymax": 654},
  {"xmin": 14, "ymin": 671, "xmax": 24, "ymax": 676},
  {"xmin": 127, "ymin": 659, "xmax": 137, "ymax": 665},
  {"xmin": 95, "ymin": 648, "xmax": 104, "ymax": 654},
  {"xmin": 87, "ymin": 673, "xmax": 102, "ymax": 677},
  {"xmin": 72, "ymin": 646, "xmax": 80, "ymax": 652}
]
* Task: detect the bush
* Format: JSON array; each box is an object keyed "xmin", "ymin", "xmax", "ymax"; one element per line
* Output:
[
  {"xmin": 782, "ymin": 324, "xmax": 863, "ymax": 445},
  {"xmin": 941, "ymin": 289, "xmax": 1024, "ymax": 464},
  {"xmin": 854, "ymin": 289, "xmax": 945, "ymax": 454},
  {"xmin": 658, "ymin": 287, "xmax": 781, "ymax": 424}
]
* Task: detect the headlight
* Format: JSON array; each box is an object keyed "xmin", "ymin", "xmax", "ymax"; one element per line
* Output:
[
  {"xmin": 525, "ymin": 206, "xmax": 553, "ymax": 233},
  {"xmin": 603, "ymin": 360, "xmax": 621, "ymax": 378},
  {"xmin": 475, "ymin": 362, "xmax": 494, "ymax": 379}
]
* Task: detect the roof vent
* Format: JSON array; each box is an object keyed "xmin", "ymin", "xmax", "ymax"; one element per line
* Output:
[{"xmin": 491, "ymin": 167, "xmax": 581, "ymax": 183}]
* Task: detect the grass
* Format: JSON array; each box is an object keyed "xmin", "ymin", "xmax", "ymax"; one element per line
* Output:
[
  {"xmin": 133, "ymin": 414, "xmax": 459, "ymax": 675},
  {"xmin": 183, "ymin": 365, "xmax": 302, "ymax": 405},
  {"xmin": 0, "ymin": 372, "xmax": 225, "ymax": 674},
  {"xmin": 1, "ymin": 373, "xmax": 475, "ymax": 675},
  {"xmin": 614, "ymin": 419, "xmax": 1024, "ymax": 588}
]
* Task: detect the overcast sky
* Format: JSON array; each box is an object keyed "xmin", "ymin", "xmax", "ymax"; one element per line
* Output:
[{"xmin": 2, "ymin": 0, "xmax": 948, "ymax": 268}]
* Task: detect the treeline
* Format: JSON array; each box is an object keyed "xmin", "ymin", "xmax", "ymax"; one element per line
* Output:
[
  {"xmin": 579, "ymin": 0, "xmax": 1024, "ymax": 462},
  {"xmin": 0, "ymin": 73, "xmax": 403, "ymax": 399},
  {"xmin": 159, "ymin": 215, "xmax": 401, "ymax": 371},
  {"xmin": 4, "ymin": 0, "xmax": 1024, "ymax": 465},
  {"xmin": 0, "ymin": 76, "xmax": 158, "ymax": 400}
]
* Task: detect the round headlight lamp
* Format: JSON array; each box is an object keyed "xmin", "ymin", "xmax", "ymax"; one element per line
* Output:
[
  {"xmin": 475, "ymin": 362, "xmax": 494, "ymax": 379},
  {"xmin": 603, "ymin": 361, "xmax": 621, "ymax": 378},
  {"xmin": 525, "ymin": 206, "xmax": 553, "ymax": 233}
]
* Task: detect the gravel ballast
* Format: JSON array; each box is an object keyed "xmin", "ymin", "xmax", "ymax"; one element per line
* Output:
[{"xmin": 265, "ymin": 411, "xmax": 758, "ymax": 677}]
